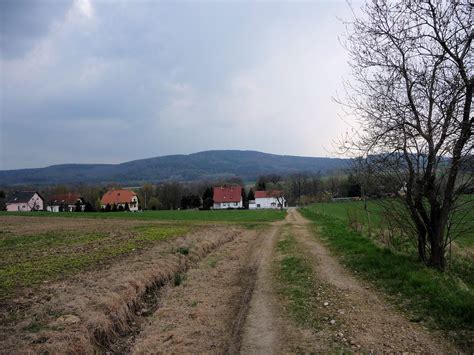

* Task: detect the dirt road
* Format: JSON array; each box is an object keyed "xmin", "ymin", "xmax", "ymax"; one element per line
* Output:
[{"xmin": 129, "ymin": 209, "xmax": 455, "ymax": 353}]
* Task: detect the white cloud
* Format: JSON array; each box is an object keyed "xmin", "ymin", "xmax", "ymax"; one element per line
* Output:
[{"xmin": 75, "ymin": 0, "xmax": 94, "ymax": 19}]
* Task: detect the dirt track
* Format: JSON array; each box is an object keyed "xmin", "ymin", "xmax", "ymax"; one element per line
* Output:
[
  {"xmin": 129, "ymin": 209, "xmax": 456, "ymax": 354},
  {"xmin": 1, "ymin": 211, "xmax": 458, "ymax": 353}
]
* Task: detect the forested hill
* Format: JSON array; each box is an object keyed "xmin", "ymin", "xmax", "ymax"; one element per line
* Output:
[{"xmin": 0, "ymin": 150, "xmax": 349, "ymax": 186}]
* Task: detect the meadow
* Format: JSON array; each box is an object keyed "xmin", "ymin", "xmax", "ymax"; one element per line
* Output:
[
  {"xmin": 0, "ymin": 209, "xmax": 286, "ymax": 223},
  {"xmin": 307, "ymin": 199, "xmax": 473, "ymax": 248}
]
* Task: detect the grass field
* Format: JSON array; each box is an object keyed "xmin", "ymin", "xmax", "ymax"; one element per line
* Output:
[
  {"xmin": 307, "ymin": 199, "xmax": 473, "ymax": 248},
  {"xmin": 300, "ymin": 206, "xmax": 474, "ymax": 348},
  {"xmin": 0, "ymin": 209, "xmax": 286, "ymax": 223}
]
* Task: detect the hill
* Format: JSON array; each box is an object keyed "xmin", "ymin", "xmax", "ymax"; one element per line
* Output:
[{"xmin": 0, "ymin": 150, "xmax": 349, "ymax": 186}]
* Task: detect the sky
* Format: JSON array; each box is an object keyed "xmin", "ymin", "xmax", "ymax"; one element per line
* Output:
[{"xmin": 0, "ymin": 0, "xmax": 359, "ymax": 170}]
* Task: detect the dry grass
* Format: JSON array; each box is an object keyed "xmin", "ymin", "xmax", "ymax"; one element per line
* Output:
[
  {"xmin": 0, "ymin": 225, "xmax": 243, "ymax": 354},
  {"xmin": 131, "ymin": 229, "xmax": 259, "ymax": 354}
]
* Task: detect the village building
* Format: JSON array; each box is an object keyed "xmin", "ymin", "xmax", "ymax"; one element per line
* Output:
[
  {"xmin": 5, "ymin": 191, "xmax": 44, "ymax": 212},
  {"xmin": 46, "ymin": 193, "xmax": 86, "ymax": 212},
  {"xmin": 101, "ymin": 189, "xmax": 139, "ymax": 211},
  {"xmin": 249, "ymin": 190, "xmax": 287, "ymax": 209},
  {"xmin": 212, "ymin": 186, "xmax": 243, "ymax": 209}
]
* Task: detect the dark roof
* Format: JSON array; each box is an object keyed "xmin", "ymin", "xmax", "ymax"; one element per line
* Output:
[
  {"xmin": 6, "ymin": 191, "xmax": 43, "ymax": 204},
  {"xmin": 49, "ymin": 193, "xmax": 83, "ymax": 205}
]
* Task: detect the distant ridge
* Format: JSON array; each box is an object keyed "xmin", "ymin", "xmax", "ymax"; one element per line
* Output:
[{"xmin": 0, "ymin": 150, "xmax": 350, "ymax": 186}]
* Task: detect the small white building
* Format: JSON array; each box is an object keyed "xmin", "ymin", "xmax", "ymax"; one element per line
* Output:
[
  {"xmin": 5, "ymin": 191, "xmax": 44, "ymax": 212},
  {"xmin": 249, "ymin": 190, "xmax": 287, "ymax": 210},
  {"xmin": 46, "ymin": 193, "xmax": 86, "ymax": 212},
  {"xmin": 213, "ymin": 186, "xmax": 243, "ymax": 209}
]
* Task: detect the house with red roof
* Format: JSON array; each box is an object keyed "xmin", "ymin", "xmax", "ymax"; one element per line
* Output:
[
  {"xmin": 101, "ymin": 189, "xmax": 139, "ymax": 211},
  {"xmin": 249, "ymin": 190, "xmax": 287, "ymax": 210},
  {"xmin": 46, "ymin": 193, "xmax": 86, "ymax": 212},
  {"xmin": 212, "ymin": 186, "xmax": 243, "ymax": 209}
]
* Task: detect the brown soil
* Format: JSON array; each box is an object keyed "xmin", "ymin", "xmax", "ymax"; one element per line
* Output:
[
  {"xmin": 0, "ymin": 225, "xmax": 242, "ymax": 354},
  {"xmin": 130, "ymin": 227, "xmax": 262, "ymax": 354}
]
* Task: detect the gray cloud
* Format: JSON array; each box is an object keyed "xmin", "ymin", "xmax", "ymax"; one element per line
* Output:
[{"xmin": 1, "ymin": 0, "xmax": 357, "ymax": 169}]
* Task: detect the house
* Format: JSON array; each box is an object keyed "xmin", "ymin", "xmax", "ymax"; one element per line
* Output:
[
  {"xmin": 101, "ymin": 189, "xmax": 139, "ymax": 211},
  {"xmin": 249, "ymin": 190, "xmax": 287, "ymax": 209},
  {"xmin": 213, "ymin": 186, "xmax": 243, "ymax": 209},
  {"xmin": 5, "ymin": 191, "xmax": 44, "ymax": 212},
  {"xmin": 46, "ymin": 193, "xmax": 86, "ymax": 212}
]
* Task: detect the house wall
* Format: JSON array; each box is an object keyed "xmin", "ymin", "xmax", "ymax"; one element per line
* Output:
[
  {"xmin": 46, "ymin": 204, "xmax": 82, "ymax": 212},
  {"xmin": 101, "ymin": 196, "xmax": 139, "ymax": 211},
  {"xmin": 6, "ymin": 203, "xmax": 30, "ymax": 211},
  {"xmin": 252, "ymin": 197, "xmax": 286, "ymax": 209},
  {"xmin": 213, "ymin": 199, "xmax": 243, "ymax": 209},
  {"xmin": 6, "ymin": 193, "xmax": 44, "ymax": 211}
]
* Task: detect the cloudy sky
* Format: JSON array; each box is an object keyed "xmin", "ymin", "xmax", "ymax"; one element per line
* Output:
[{"xmin": 1, "ymin": 0, "xmax": 358, "ymax": 170}]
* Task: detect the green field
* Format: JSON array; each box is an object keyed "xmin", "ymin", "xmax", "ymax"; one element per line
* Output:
[
  {"xmin": 0, "ymin": 225, "xmax": 189, "ymax": 300},
  {"xmin": 307, "ymin": 199, "xmax": 473, "ymax": 248},
  {"xmin": 300, "ymin": 205, "xmax": 474, "ymax": 349},
  {"xmin": 0, "ymin": 209, "xmax": 286, "ymax": 300},
  {"xmin": 0, "ymin": 209, "xmax": 287, "ymax": 223}
]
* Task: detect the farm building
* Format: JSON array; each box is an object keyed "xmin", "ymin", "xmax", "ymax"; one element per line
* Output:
[
  {"xmin": 5, "ymin": 191, "xmax": 44, "ymax": 212},
  {"xmin": 46, "ymin": 193, "xmax": 86, "ymax": 212},
  {"xmin": 101, "ymin": 189, "xmax": 139, "ymax": 211},
  {"xmin": 213, "ymin": 186, "xmax": 243, "ymax": 209},
  {"xmin": 249, "ymin": 190, "xmax": 287, "ymax": 209}
]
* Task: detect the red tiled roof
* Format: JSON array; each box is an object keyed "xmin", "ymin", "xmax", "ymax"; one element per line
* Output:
[
  {"xmin": 101, "ymin": 189, "xmax": 137, "ymax": 205},
  {"xmin": 255, "ymin": 190, "xmax": 283, "ymax": 199},
  {"xmin": 49, "ymin": 193, "xmax": 82, "ymax": 205},
  {"xmin": 213, "ymin": 186, "xmax": 242, "ymax": 203}
]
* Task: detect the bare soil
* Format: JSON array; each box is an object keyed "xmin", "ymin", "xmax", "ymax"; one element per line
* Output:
[
  {"xmin": 130, "ymin": 227, "xmax": 262, "ymax": 354},
  {"xmin": 0, "ymin": 225, "xmax": 242, "ymax": 354}
]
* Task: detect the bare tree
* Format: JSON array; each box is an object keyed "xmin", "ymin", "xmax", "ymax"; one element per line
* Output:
[{"xmin": 341, "ymin": 1, "xmax": 473, "ymax": 269}]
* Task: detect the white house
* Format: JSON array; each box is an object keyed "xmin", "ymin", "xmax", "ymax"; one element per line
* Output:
[
  {"xmin": 5, "ymin": 191, "xmax": 44, "ymax": 212},
  {"xmin": 249, "ymin": 190, "xmax": 287, "ymax": 210},
  {"xmin": 213, "ymin": 186, "xmax": 243, "ymax": 209},
  {"xmin": 46, "ymin": 193, "xmax": 86, "ymax": 212}
]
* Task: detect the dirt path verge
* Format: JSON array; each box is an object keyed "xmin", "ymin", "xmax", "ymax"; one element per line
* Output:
[
  {"xmin": 0, "ymin": 225, "xmax": 242, "ymax": 354},
  {"xmin": 290, "ymin": 208, "xmax": 457, "ymax": 353}
]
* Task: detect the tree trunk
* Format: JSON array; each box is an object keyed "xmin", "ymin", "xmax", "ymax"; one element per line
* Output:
[
  {"xmin": 429, "ymin": 234, "xmax": 445, "ymax": 270},
  {"xmin": 428, "ymin": 216, "xmax": 447, "ymax": 270},
  {"xmin": 416, "ymin": 225, "xmax": 427, "ymax": 263}
]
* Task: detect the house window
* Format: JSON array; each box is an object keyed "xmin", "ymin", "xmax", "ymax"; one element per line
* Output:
[{"xmin": 257, "ymin": 204, "xmax": 260, "ymax": 208}]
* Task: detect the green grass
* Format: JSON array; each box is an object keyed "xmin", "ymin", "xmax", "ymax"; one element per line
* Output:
[
  {"xmin": 0, "ymin": 225, "xmax": 188, "ymax": 300},
  {"xmin": 0, "ymin": 209, "xmax": 286, "ymax": 223},
  {"xmin": 275, "ymin": 231, "xmax": 321, "ymax": 328},
  {"xmin": 306, "ymin": 198, "xmax": 473, "ymax": 248},
  {"xmin": 300, "ymin": 207, "xmax": 474, "ymax": 348},
  {"xmin": 306, "ymin": 200, "xmax": 384, "ymax": 227}
]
